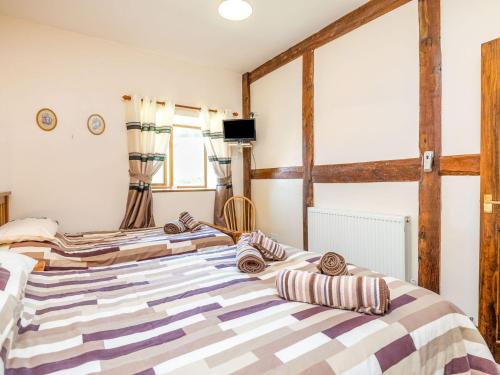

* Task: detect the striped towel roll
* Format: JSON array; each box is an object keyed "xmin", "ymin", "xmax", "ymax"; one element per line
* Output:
[
  {"xmin": 178, "ymin": 212, "xmax": 203, "ymax": 232},
  {"xmin": 248, "ymin": 230, "xmax": 286, "ymax": 261},
  {"xmin": 317, "ymin": 252, "xmax": 349, "ymax": 276},
  {"xmin": 276, "ymin": 269, "xmax": 391, "ymax": 315},
  {"xmin": 163, "ymin": 220, "xmax": 187, "ymax": 235},
  {"xmin": 236, "ymin": 241, "xmax": 266, "ymax": 274}
]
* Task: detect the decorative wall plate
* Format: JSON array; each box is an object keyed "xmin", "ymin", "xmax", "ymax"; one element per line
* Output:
[
  {"xmin": 36, "ymin": 108, "xmax": 57, "ymax": 131},
  {"xmin": 87, "ymin": 114, "xmax": 105, "ymax": 135}
]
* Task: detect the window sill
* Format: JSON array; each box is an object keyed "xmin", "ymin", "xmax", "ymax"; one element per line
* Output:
[{"xmin": 152, "ymin": 187, "xmax": 216, "ymax": 193}]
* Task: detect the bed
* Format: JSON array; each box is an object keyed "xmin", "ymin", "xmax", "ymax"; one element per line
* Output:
[
  {"xmin": 5, "ymin": 226, "xmax": 234, "ymax": 270},
  {"xmin": 2, "ymin": 244, "xmax": 497, "ymax": 375}
]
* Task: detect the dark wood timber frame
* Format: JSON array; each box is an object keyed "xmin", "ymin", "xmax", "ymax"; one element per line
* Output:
[
  {"xmin": 302, "ymin": 50, "xmax": 314, "ymax": 249},
  {"xmin": 417, "ymin": 0, "xmax": 442, "ymax": 294},
  {"xmin": 478, "ymin": 38, "xmax": 500, "ymax": 353},
  {"xmin": 243, "ymin": 0, "xmax": 483, "ymax": 298},
  {"xmin": 242, "ymin": 73, "xmax": 252, "ymax": 199}
]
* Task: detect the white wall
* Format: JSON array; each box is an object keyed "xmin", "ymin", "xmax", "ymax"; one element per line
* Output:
[
  {"xmin": 252, "ymin": 179, "xmax": 303, "ymax": 248},
  {"xmin": 315, "ymin": 1, "xmax": 419, "ymax": 165},
  {"xmin": 251, "ymin": 58, "xmax": 303, "ymax": 169},
  {"xmin": 313, "ymin": 1, "xmax": 419, "ymax": 283},
  {"xmin": 249, "ymin": 0, "xmax": 500, "ymax": 323},
  {"xmin": 0, "ymin": 16, "xmax": 241, "ymax": 232},
  {"xmin": 250, "ymin": 58, "xmax": 303, "ymax": 247}
]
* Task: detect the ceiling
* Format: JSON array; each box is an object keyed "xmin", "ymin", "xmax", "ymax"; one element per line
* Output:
[{"xmin": 0, "ymin": 0, "xmax": 367, "ymax": 73}]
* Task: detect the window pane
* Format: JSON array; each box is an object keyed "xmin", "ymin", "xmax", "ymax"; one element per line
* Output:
[
  {"xmin": 152, "ymin": 163, "xmax": 165, "ymax": 185},
  {"xmin": 173, "ymin": 127, "xmax": 205, "ymax": 187},
  {"xmin": 173, "ymin": 114, "xmax": 201, "ymax": 127}
]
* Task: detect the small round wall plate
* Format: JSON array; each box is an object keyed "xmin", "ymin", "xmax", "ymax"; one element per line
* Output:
[
  {"xmin": 36, "ymin": 108, "xmax": 57, "ymax": 131},
  {"xmin": 87, "ymin": 114, "xmax": 105, "ymax": 135}
]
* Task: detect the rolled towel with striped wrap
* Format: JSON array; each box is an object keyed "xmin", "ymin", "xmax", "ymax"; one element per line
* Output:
[
  {"xmin": 178, "ymin": 211, "xmax": 203, "ymax": 232},
  {"xmin": 163, "ymin": 220, "xmax": 187, "ymax": 235},
  {"xmin": 236, "ymin": 241, "xmax": 266, "ymax": 274},
  {"xmin": 276, "ymin": 269, "xmax": 390, "ymax": 315},
  {"xmin": 248, "ymin": 230, "xmax": 287, "ymax": 261},
  {"xmin": 317, "ymin": 251, "xmax": 349, "ymax": 276}
]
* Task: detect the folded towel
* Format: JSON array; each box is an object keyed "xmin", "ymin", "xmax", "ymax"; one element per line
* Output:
[
  {"xmin": 317, "ymin": 252, "xmax": 349, "ymax": 276},
  {"xmin": 178, "ymin": 212, "xmax": 203, "ymax": 232},
  {"xmin": 248, "ymin": 230, "xmax": 286, "ymax": 261},
  {"xmin": 236, "ymin": 241, "xmax": 266, "ymax": 274},
  {"xmin": 276, "ymin": 269, "xmax": 390, "ymax": 315},
  {"xmin": 163, "ymin": 220, "xmax": 187, "ymax": 235}
]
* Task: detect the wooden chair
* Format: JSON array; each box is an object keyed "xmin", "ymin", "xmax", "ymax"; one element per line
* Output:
[{"xmin": 203, "ymin": 195, "xmax": 256, "ymax": 243}]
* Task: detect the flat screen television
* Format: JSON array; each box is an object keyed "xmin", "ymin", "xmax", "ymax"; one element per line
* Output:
[{"xmin": 223, "ymin": 119, "xmax": 256, "ymax": 142}]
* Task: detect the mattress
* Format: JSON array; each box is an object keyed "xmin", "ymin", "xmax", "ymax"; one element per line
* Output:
[
  {"xmin": 2, "ymin": 246, "xmax": 497, "ymax": 374},
  {"xmin": 6, "ymin": 226, "xmax": 234, "ymax": 270}
]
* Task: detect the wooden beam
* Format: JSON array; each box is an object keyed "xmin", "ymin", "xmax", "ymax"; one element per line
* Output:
[
  {"xmin": 478, "ymin": 37, "xmax": 500, "ymax": 352},
  {"xmin": 250, "ymin": 154, "xmax": 480, "ymax": 182},
  {"xmin": 417, "ymin": 0, "xmax": 442, "ymax": 294},
  {"xmin": 251, "ymin": 166, "xmax": 304, "ymax": 180},
  {"xmin": 242, "ymin": 73, "xmax": 252, "ymax": 199},
  {"xmin": 302, "ymin": 50, "xmax": 315, "ymax": 250},
  {"xmin": 312, "ymin": 158, "xmax": 421, "ymax": 183},
  {"xmin": 439, "ymin": 154, "xmax": 480, "ymax": 176},
  {"xmin": 248, "ymin": 0, "xmax": 412, "ymax": 83}
]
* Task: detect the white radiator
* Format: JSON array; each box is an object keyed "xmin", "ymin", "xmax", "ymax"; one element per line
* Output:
[{"xmin": 308, "ymin": 208, "xmax": 410, "ymax": 281}]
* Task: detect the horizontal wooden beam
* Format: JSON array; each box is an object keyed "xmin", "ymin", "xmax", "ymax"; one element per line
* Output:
[
  {"xmin": 312, "ymin": 158, "xmax": 421, "ymax": 183},
  {"xmin": 439, "ymin": 154, "xmax": 480, "ymax": 176},
  {"xmin": 251, "ymin": 166, "xmax": 304, "ymax": 179},
  {"xmin": 248, "ymin": 0, "xmax": 412, "ymax": 83}
]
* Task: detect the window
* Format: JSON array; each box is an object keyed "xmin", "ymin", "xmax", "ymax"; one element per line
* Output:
[{"xmin": 152, "ymin": 114, "xmax": 216, "ymax": 191}]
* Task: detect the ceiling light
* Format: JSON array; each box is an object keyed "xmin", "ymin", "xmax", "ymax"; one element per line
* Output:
[{"xmin": 218, "ymin": 0, "xmax": 252, "ymax": 21}]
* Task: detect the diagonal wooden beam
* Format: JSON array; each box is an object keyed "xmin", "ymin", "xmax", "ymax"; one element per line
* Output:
[
  {"xmin": 417, "ymin": 0, "xmax": 442, "ymax": 294},
  {"xmin": 249, "ymin": 0, "xmax": 412, "ymax": 83}
]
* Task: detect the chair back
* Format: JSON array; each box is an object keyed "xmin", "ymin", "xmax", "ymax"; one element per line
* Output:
[{"xmin": 223, "ymin": 195, "xmax": 256, "ymax": 233}]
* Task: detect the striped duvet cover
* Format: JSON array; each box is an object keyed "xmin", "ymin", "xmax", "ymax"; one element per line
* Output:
[
  {"xmin": 2, "ymin": 246, "xmax": 497, "ymax": 374},
  {"xmin": 6, "ymin": 226, "xmax": 234, "ymax": 270}
]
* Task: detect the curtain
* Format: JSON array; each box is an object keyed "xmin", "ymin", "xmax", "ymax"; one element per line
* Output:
[
  {"xmin": 120, "ymin": 96, "xmax": 174, "ymax": 229},
  {"xmin": 200, "ymin": 106, "xmax": 233, "ymax": 226}
]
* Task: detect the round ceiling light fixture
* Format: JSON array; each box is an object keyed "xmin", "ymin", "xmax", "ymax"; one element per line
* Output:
[{"xmin": 218, "ymin": 0, "xmax": 252, "ymax": 21}]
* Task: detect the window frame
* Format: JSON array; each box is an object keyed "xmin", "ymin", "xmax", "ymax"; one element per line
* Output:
[{"xmin": 152, "ymin": 123, "xmax": 213, "ymax": 192}]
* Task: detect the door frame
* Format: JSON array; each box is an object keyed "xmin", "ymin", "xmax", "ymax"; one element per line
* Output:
[{"xmin": 479, "ymin": 37, "xmax": 500, "ymax": 352}]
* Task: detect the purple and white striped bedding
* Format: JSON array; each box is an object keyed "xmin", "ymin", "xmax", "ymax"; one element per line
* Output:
[
  {"xmin": 2, "ymin": 245, "xmax": 497, "ymax": 374},
  {"xmin": 6, "ymin": 226, "xmax": 234, "ymax": 270}
]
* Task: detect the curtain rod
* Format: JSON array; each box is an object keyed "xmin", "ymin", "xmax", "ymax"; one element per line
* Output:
[{"xmin": 122, "ymin": 95, "xmax": 238, "ymax": 117}]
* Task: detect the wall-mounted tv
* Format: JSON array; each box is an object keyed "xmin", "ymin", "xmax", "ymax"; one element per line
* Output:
[{"xmin": 223, "ymin": 119, "xmax": 256, "ymax": 142}]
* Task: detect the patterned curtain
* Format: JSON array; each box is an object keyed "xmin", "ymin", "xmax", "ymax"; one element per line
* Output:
[
  {"xmin": 200, "ymin": 106, "xmax": 233, "ymax": 226},
  {"xmin": 120, "ymin": 96, "xmax": 174, "ymax": 229}
]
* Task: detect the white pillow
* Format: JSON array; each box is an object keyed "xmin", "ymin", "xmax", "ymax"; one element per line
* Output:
[
  {"xmin": 0, "ymin": 251, "xmax": 37, "ymax": 300},
  {"xmin": 0, "ymin": 251, "xmax": 37, "ymax": 274},
  {"xmin": 0, "ymin": 218, "xmax": 58, "ymax": 244},
  {"xmin": 0, "ymin": 291, "xmax": 21, "ymax": 349}
]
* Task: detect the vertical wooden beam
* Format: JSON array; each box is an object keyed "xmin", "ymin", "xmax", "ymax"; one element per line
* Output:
[
  {"xmin": 478, "ymin": 37, "xmax": 500, "ymax": 352},
  {"xmin": 302, "ymin": 50, "xmax": 314, "ymax": 250},
  {"xmin": 242, "ymin": 72, "xmax": 252, "ymax": 199},
  {"xmin": 417, "ymin": 0, "xmax": 442, "ymax": 293}
]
